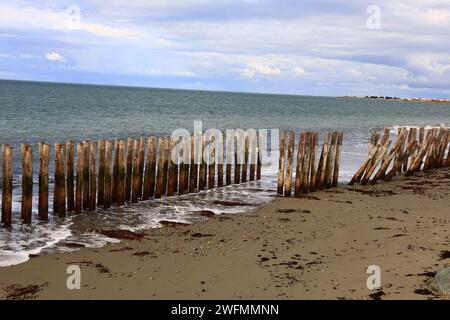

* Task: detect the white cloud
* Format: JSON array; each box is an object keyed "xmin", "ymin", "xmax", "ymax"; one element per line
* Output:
[{"xmin": 46, "ymin": 52, "xmax": 65, "ymax": 62}]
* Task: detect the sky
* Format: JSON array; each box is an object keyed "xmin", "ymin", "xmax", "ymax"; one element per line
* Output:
[{"xmin": 1, "ymin": 0, "xmax": 450, "ymax": 97}]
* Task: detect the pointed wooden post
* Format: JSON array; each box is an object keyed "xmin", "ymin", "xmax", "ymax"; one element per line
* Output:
[
  {"xmin": 104, "ymin": 140, "xmax": 112, "ymax": 209},
  {"xmin": 256, "ymin": 130, "xmax": 263, "ymax": 181},
  {"xmin": 88, "ymin": 141, "xmax": 97, "ymax": 210},
  {"xmin": 294, "ymin": 132, "xmax": 305, "ymax": 196},
  {"xmin": 56, "ymin": 144, "xmax": 66, "ymax": 217},
  {"xmin": 66, "ymin": 141, "xmax": 75, "ymax": 212},
  {"xmin": 167, "ymin": 137, "xmax": 177, "ymax": 197},
  {"xmin": 234, "ymin": 131, "xmax": 242, "ymax": 185},
  {"xmin": 277, "ymin": 129, "xmax": 286, "ymax": 195},
  {"xmin": 301, "ymin": 132, "xmax": 312, "ymax": 193},
  {"xmin": 75, "ymin": 143, "xmax": 83, "ymax": 213},
  {"xmin": 317, "ymin": 132, "xmax": 330, "ymax": 190},
  {"xmin": 309, "ymin": 132, "xmax": 319, "ymax": 191},
  {"xmin": 332, "ymin": 132, "xmax": 344, "ymax": 187},
  {"xmin": 325, "ymin": 132, "xmax": 337, "ymax": 188},
  {"xmin": 2, "ymin": 145, "xmax": 13, "ymax": 227},
  {"xmin": 198, "ymin": 134, "xmax": 206, "ymax": 190},
  {"xmin": 249, "ymin": 132, "xmax": 256, "ymax": 182},
  {"xmin": 284, "ymin": 130, "xmax": 295, "ymax": 196},
  {"xmin": 38, "ymin": 143, "xmax": 50, "ymax": 220},
  {"xmin": 162, "ymin": 138, "xmax": 169, "ymax": 196},
  {"xmin": 138, "ymin": 137, "xmax": 145, "ymax": 197}
]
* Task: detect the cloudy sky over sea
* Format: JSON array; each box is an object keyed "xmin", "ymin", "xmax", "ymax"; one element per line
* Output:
[{"xmin": 1, "ymin": 0, "xmax": 450, "ymax": 97}]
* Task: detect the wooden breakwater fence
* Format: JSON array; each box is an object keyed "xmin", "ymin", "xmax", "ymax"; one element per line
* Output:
[
  {"xmin": 1, "ymin": 130, "xmax": 264, "ymax": 228},
  {"xmin": 277, "ymin": 130, "xmax": 344, "ymax": 196},
  {"xmin": 349, "ymin": 127, "xmax": 450, "ymax": 185}
]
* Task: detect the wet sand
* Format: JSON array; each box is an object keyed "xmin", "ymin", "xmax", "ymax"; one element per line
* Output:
[{"xmin": 0, "ymin": 168, "xmax": 449, "ymax": 300}]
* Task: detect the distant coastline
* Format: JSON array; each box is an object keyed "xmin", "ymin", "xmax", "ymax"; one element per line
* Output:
[{"xmin": 340, "ymin": 95, "xmax": 450, "ymax": 104}]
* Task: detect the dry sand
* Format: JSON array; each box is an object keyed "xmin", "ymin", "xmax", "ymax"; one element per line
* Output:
[{"xmin": 0, "ymin": 168, "xmax": 449, "ymax": 300}]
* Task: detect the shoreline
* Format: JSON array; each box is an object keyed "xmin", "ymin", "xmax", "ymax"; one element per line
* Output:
[
  {"xmin": 0, "ymin": 168, "xmax": 449, "ymax": 300},
  {"xmin": 339, "ymin": 96, "xmax": 450, "ymax": 104}
]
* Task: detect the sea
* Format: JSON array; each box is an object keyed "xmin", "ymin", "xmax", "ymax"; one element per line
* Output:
[{"xmin": 1, "ymin": 79, "xmax": 449, "ymax": 266}]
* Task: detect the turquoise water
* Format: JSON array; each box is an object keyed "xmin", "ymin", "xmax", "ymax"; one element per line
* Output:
[{"xmin": 0, "ymin": 79, "xmax": 449, "ymax": 266}]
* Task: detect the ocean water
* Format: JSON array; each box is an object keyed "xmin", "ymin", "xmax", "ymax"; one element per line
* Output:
[{"xmin": 1, "ymin": 79, "xmax": 449, "ymax": 266}]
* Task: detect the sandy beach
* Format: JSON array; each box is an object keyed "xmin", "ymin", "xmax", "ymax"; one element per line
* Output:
[{"xmin": 0, "ymin": 167, "xmax": 449, "ymax": 300}]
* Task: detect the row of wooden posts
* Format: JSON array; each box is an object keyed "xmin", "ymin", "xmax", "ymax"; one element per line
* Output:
[
  {"xmin": 350, "ymin": 127, "xmax": 450, "ymax": 185},
  {"xmin": 277, "ymin": 130, "xmax": 344, "ymax": 196},
  {"xmin": 1, "ymin": 132, "xmax": 262, "ymax": 228}
]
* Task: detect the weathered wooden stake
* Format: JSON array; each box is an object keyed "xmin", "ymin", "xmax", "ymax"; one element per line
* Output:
[
  {"xmin": 57, "ymin": 144, "xmax": 66, "ymax": 217},
  {"xmin": 189, "ymin": 135, "xmax": 198, "ymax": 193},
  {"xmin": 88, "ymin": 141, "xmax": 97, "ymax": 210},
  {"xmin": 75, "ymin": 143, "xmax": 83, "ymax": 213},
  {"xmin": 294, "ymin": 132, "xmax": 305, "ymax": 196},
  {"xmin": 97, "ymin": 139, "xmax": 105, "ymax": 206},
  {"xmin": 325, "ymin": 132, "xmax": 337, "ymax": 188},
  {"xmin": 249, "ymin": 133, "xmax": 256, "ymax": 182},
  {"xmin": 66, "ymin": 141, "xmax": 75, "ymax": 212},
  {"xmin": 138, "ymin": 137, "xmax": 145, "ymax": 197},
  {"xmin": 218, "ymin": 133, "xmax": 224, "ymax": 187},
  {"xmin": 241, "ymin": 134, "xmax": 249, "ymax": 183},
  {"xmin": 208, "ymin": 135, "xmax": 216, "ymax": 189},
  {"xmin": 143, "ymin": 137, "xmax": 157, "ymax": 200},
  {"xmin": 2, "ymin": 145, "xmax": 13, "ymax": 227},
  {"xmin": 301, "ymin": 132, "xmax": 312, "ymax": 193},
  {"xmin": 21, "ymin": 144, "xmax": 33, "ymax": 223},
  {"xmin": 82, "ymin": 141, "xmax": 90, "ymax": 209},
  {"xmin": 39, "ymin": 143, "xmax": 50, "ymax": 220},
  {"xmin": 276, "ymin": 129, "xmax": 286, "ymax": 195},
  {"xmin": 104, "ymin": 140, "xmax": 112, "ymax": 209},
  {"xmin": 132, "ymin": 139, "xmax": 140, "ymax": 203},
  {"xmin": 317, "ymin": 132, "xmax": 330, "ymax": 190},
  {"xmin": 167, "ymin": 138, "xmax": 177, "ymax": 197},
  {"xmin": 332, "ymin": 132, "xmax": 344, "ymax": 187},
  {"xmin": 111, "ymin": 140, "xmax": 119, "ymax": 204},
  {"xmin": 125, "ymin": 138, "xmax": 134, "ymax": 202},
  {"xmin": 234, "ymin": 132, "xmax": 241, "ymax": 185},
  {"xmin": 199, "ymin": 134, "xmax": 206, "ymax": 190},
  {"xmin": 309, "ymin": 132, "xmax": 319, "ymax": 191},
  {"xmin": 117, "ymin": 140, "xmax": 126, "ymax": 206},
  {"xmin": 256, "ymin": 130, "xmax": 263, "ymax": 181},
  {"xmin": 284, "ymin": 131, "xmax": 295, "ymax": 196},
  {"xmin": 155, "ymin": 138, "xmax": 165, "ymax": 198}
]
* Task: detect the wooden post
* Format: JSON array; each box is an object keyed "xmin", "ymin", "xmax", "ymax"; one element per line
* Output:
[
  {"xmin": 21, "ymin": 144, "xmax": 33, "ymax": 223},
  {"xmin": 53, "ymin": 143, "xmax": 60, "ymax": 215},
  {"xmin": 325, "ymin": 132, "xmax": 337, "ymax": 188},
  {"xmin": 162, "ymin": 138, "xmax": 169, "ymax": 196},
  {"xmin": 38, "ymin": 143, "xmax": 49, "ymax": 220},
  {"xmin": 111, "ymin": 140, "xmax": 119, "ymax": 204},
  {"xmin": 241, "ymin": 134, "xmax": 249, "ymax": 183},
  {"xmin": 178, "ymin": 138, "xmax": 187, "ymax": 194},
  {"xmin": 361, "ymin": 138, "xmax": 391, "ymax": 185},
  {"xmin": 143, "ymin": 137, "xmax": 157, "ymax": 200},
  {"xmin": 117, "ymin": 140, "xmax": 126, "ymax": 206},
  {"xmin": 88, "ymin": 141, "xmax": 97, "ymax": 210},
  {"xmin": 82, "ymin": 141, "xmax": 90, "ymax": 209},
  {"xmin": 217, "ymin": 133, "xmax": 224, "ymax": 187},
  {"xmin": 301, "ymin": 132, "xmax": 312, "ymax": 193},
  {"xmin": 104, "ymin": 140, "xmax": 112, "ymax": 209},
  {"xmin": 66, "ymin": 141, "xmax": 75, "ymax": 212},
  {"xmin": 234, "ymin": 131, "xmax": 242, "ymax": 185},
  {"xmin": 167, "ymin": 138, "xmax": 176, "ymax": 197},
  {"xmin": 332, "ymin": 132, "xmax": 344, "ymax": 187},
  {"xmin": 276, "ymin": 129, "xmax": 286, "ymax": 195},
  {"xmin": 132, "ymin": 139, "xmax": 140, "ymax": 203},
  {"xmin": 137, "ymin": 137, "xmax": 145, "ymax": 197},
  {"xmin": 97, "ymin": 139, "xmax": 105, "ymax": 206},
  {"xmin": 189, "ymin": 135, "xmax": 198, "ymax": 193},
  {"xmin": 294, "ymin": 132, "xmax": 305, "ymax": 196},
  {"xmin": 309, "ymin": 132, "xmax": 319, "ymax": 191},
  {"xmin": 226, "ymin": 132, "xmax": 233, "ymax": 185},
  {"xmin": 55, "ymin": 144, "xmax": 66, "ymax": 217},
  {"xmin": 2, "ymin": 145, "xmax": 13, "ymax": 227},
  {"xmin": 317, "ymin": 132, "xmax": 330, "ymax": 190},
  {"xmin": 249, "ymin": 133, "xmax": 256, "ymax": 182},
  {"xmin": 125, "ymin": 138, "xmax": 134, "ymax": 202},
  {"xmin": 256, "ymin": 130, "xmax": 263, "ymax": 180},
  {"xmin": 182, "ymin": 137, "xmax": 189, "ymax": 193},
  {"xmin": 284, "ymin": 130, "xmax": 295, "ymax": 196},
  {"xmin": 208, "ymin": 135, "xmax": 216, "ymax": 189},
  {"xmin": 155, "ymin": 138, "xmax": 165, "ymax": 198},
  {"xmin": 75, "ymin": 143, "xmax": 83, "ymax": 213},
  {"xmin": 198, "ymin": 134, "xmax": 206, "ymax": 190}
]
